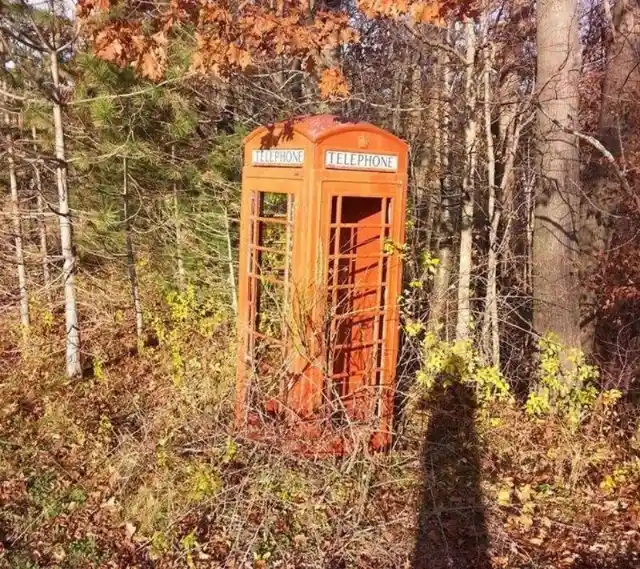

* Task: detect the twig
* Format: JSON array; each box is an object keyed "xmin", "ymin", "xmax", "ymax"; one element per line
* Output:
[{"xmin": 537, "ymin": 104, "xmax": 640, "ymax": 213}]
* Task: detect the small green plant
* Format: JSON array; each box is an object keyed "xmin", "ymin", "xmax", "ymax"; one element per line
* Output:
[
  {"xmin": 600, "ymin": 458, "xmax": 640, "ymax": 494},
  {"xmin": 417, "ymin": 332, "xmax": 511, "ymax": 404},
  {"xmin": 152, "ymin": 284, "xmax": 229, "ymax": 386},
  {"xmin": 526, "ymin": 333, "xmax": 621, "ymax": 427},
  {"xmin": 150, "ymin": 530, "xmax": 170, "ymax": 560},
  {"xmin": 180, "ymin": 531, "xmax": 199, "ymax": 569},
  {"xmin": 383, "ymin": 238, "xmax": 407, "ymax": 256},
  {"xmin": 93, "ymin": 357, "xmax": 106, "ymax": 382},
  {"xmin": 404, "ymin": 319, "xmax": 425, "ymax": 337},
  {"xmin": 187, "ymin": 463, "xmax": 221, "ymax": 502},
  {"xmin": 420, "ymin": 251, "xmax": 440, "ymax": 275},
  {"xmin": 67, "ymin": 536, "xmax": 102, "ymax": 567}
]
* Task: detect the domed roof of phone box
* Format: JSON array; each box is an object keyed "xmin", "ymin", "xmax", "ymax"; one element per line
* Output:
[{"xmin": 243, "ymin": 114, "xmax": 408, "ymax": 147}]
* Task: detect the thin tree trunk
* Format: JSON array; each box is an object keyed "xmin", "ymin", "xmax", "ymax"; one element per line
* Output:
[
  {"xmin": 3, "ymin": 90, "xmax": 30, "ymax": 336},
  {"xmin": 122, "ymin": 156, "xmax": 143, "ymax": 340},
  {"xmin": 50, "ymin": 48, "xmax": 82, "ymax": 377},
  {"xmin": 428, "ymin": 27, "xmax": 454, "ymax": 339},
  {"xmin": 525, "ymin": 162, "xmax": 535, "ymax": 297},
  {"xmin": 409, "ymin": 53, "xmax": 439, "ymax": 252},
  {"xmin": 224, "ymin": 206, "xmax": 238, "ymax": 316},
  {"xmin": 602, "ymin": 0, "xmax": 616, "ymax": 39},
  {"xmin": 481, "ymin": 42, "xmax": 500, "ymax": 366},
  {"xmin": 419, "ymin": 50, "xmax": 442, "ymax": 251},
  {"xmin": 32, "ymin": 126, "xmax": 52, "ymax": 302},
  {"xmin": 455, "ymin": 18, "xmax": 478, "ymax": 341},
  {"xmin": 533, "ymin": 0, "xmax": 582, "ymax": 349},
  {"xmin": 172, "ymin": 144, "xmax": 186, "ymax": 291}
]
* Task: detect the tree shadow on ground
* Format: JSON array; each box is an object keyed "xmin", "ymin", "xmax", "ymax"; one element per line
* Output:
[{"xmin": 412, "ymin": 381, "xmax": 491, "ymax": 569}]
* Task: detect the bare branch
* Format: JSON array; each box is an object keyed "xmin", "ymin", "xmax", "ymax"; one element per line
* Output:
[{"xmin": 537, "ymin": 104, "xmax": 640, "ymax": 213}]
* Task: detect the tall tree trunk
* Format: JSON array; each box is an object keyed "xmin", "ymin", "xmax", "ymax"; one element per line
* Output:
[
  {"xmin": 455, "ymin": 18, "xmax": 478, "ymax": 341},
  {"xmin": 409, "ymin": 50, "xmax": 440, "ymax": 257},
  {"xmin": 50, "ymin": 48, "xmax": 82, "ymax": 377},
  {"xmin": 428, "ymin": 27, "xmax": 454, "ymax": 339},
  {"xmin": 32, "ymin": 126, "xmax": 52, "ymax": 302},
  {"xmin": 172, "ymin": 144, "xmax": 186, "ymax": 291},
  {"xmin": 581, "ymin": 0, "xmax": 640, "ymax": 353},
  {"xmin": 122, "ymin": 156, "xmax": 143, "ymax": 340},
  {"xmin": 481, "ymin": 41, "xmax": 500, "ymax": 366},
  {"xmin": 533, "ymin": 0, "xmax": 582, "ymax": 349},
  {"xmin": 414, "ymin": 49, "xmax": 442, "ymax": 252},
  {"xmin": 3, "ymin": 91, "xmax": 30, "ymax": 336}
]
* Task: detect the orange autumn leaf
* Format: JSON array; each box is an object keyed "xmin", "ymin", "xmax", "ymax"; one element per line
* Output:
[
  {"xmin": 80, "ymin": 1, "xmax": 359, "ymax": 81},
  {"xmin": 319, "ymin": 68, "xmax": 349, "ymax": 100},
  {"xmin": 357, "ymin": 0, "xmax": 475, "ymax": 23},
  {"xmin": 410, "ymin": 1, "xmax": 441, "ymax": 23}
]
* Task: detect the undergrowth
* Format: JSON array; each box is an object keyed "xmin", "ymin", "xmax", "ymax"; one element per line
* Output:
[{"xmin": 1, "ymin": 274, "xmax": 639, "ymax": 569}]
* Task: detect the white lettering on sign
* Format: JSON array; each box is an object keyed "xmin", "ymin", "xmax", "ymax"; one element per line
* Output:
[
  {"xmin": 325, "ymin": 150, "xmax": 398, "ymax": 172},
  {"xmin": 252, "ymin": 148, "xmax": 305, "ymax": 167}
]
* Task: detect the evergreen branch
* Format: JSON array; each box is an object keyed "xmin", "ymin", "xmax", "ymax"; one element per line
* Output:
[{"xmin": 69, "ymin": 74, "xmax": 195, "ymax": 106}]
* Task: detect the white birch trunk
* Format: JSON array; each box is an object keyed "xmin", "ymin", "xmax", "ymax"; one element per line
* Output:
[
  {"xmin": 172, "ymin": 144, "xmax": 186, "ymax": 291},
  {"xmin": 4, "ymin": 93, "xmax": 30, "ymax": 336},
  {"xmin": 50, "ymin": 49, "xmax": 82, "ymax": 377},
  {"xmin": 455, "ymin": 18, "xmax": 478, "ymax": 341},
  {"xmin": 32, "ymin": 126, "xmax": 52, "ymax": 301},
  {"xmin": 481, "ymin": 41, "xmax": 500, "ymax": 366},
  {"xmin": 122, "ymin": 156, "xmax": 144, "ymax": 340}
]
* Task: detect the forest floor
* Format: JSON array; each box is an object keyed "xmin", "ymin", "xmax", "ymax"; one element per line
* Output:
[{"xmin": 1, "ymin": 276, "xmax": 640, "ymax": 569}]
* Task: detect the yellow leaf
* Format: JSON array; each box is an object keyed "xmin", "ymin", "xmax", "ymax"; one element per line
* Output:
[
  {"xmin": 516, "ymin": 484, "xmax": 533, "ymax": 503},
  {"xmin": 518, "ymin": 514, "xmax": 534, "ymax": 529},
  {"xmin": 497, "ymin": 487, "xmax": 512, "ymax": 506}
]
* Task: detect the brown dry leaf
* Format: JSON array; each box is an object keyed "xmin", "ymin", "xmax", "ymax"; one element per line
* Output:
[
  {"xmin": 95, "ymin": 33, "xmax": 124, "ymax": 63},
  {"xmin": 152, "ymin": 30, "xmax": 168, "ymax": 46},
  {"xmin": 293, "ymin": 533, "xmax": 307, "ymax": 548},
  {"xmin": 516, "ymin": 483, "xmax": 533, "ymax": 503},
  {"xmin": 303, "ymin": 55, "xmax": 316, "ymax": 73},
  {"xmin": 238, "ymin": 49, "xmax": 252, "ymax": 69},
  {"xmin": 125, "ymin": 521, "xmax": 136, "ymax": 539},
  {"xmin": 140, "ymin": 50, "xmax": 164, "ymax": 81},
  {"xmin": 101, "ymin": 496, "xmax": 117, "ymax": 510},
  {"xmin": 518, "ymin": 513, "xmax": 534, "ymax": 529}
]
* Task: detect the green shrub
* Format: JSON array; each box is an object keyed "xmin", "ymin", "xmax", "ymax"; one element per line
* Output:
[{"xmin": 526, "ymin": 333, "xmax": 622, "ymax": 427}]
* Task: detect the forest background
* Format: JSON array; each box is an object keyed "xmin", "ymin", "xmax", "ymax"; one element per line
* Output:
[{"xmin": 1, "ymin": 1, "xmax": 640, "ymax": 568}]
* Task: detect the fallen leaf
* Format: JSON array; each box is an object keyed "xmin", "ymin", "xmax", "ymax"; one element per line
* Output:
[{"xmin": 497, "ymin": 487, "xmax": 512, "ymax": 506}]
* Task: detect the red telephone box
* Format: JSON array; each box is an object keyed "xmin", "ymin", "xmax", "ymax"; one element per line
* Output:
[{"xmin": 235, "ymin": 115, "xmax": 408, "ymax": 454}]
